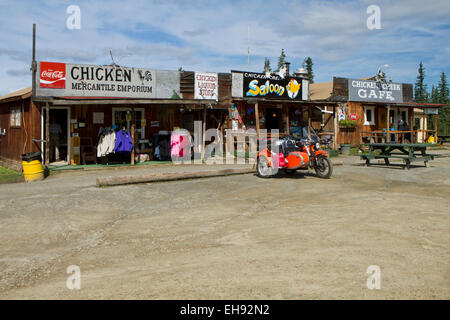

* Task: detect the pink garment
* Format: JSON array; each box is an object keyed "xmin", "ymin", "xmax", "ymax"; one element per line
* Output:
[
  {"xmin": 272, "ymin": 152, "xmax": 286, "ymax": 168},
  {"xmin": 277, "ymin": 153, "xmax": 286, "ymax": 167},
  {"xmin": 171, "ymin": 134, "xmax": 188, "ymax": 157}
]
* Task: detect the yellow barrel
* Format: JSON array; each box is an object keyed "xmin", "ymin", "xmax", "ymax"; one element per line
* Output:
[{"xmin": 21, "ymin": 152, "xmax": 44, "ymax": 182}]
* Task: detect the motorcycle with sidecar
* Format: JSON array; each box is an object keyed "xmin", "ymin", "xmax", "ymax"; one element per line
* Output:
[{"xmin": 256, "ymin": 128, "xmax": 333, "ymax": 178}]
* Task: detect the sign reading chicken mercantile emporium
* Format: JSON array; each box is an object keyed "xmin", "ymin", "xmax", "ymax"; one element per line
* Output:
[
  {"xmin": 231, "ymin": 71, "xmax": 307, "ymax": 101},
  {"xmin": 36, "ymin": 61, "xmax": 156, "ymax": 98},
  {"xmin": 348, "ymin": 78, "xmax": 403, "ymax": 103}
]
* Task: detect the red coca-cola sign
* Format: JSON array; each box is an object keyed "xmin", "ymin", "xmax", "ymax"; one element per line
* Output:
[
  {"xmin": 40, "ymin": 62, "xmax": 66, "ymax": 88},
  {"xmin": 350, "ymin": 113, "xmax": 358, "ymax": 121}
]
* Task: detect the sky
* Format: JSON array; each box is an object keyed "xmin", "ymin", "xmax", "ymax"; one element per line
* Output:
[{"xmin": 0, "ymin": 0, "xmax": 449, "ymax": 95}]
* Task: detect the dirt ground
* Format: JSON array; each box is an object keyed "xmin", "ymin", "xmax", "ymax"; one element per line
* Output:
[{"xmin": 0, "ymin": 153, "xmax": 449, "ymax": 299}]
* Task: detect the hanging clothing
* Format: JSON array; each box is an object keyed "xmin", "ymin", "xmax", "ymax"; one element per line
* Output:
[
  {"xmin": 97, "ymin": 127, "xmax": 116, "ymax": 157},
  {"xmin": 114, "ymin": 130, "xmax": 133, "ymax": 153}
]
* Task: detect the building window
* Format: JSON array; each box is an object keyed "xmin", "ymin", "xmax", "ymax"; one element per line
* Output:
[
  {"xmin": 10, "ymin": 107, "xmax": 21, "ymax": 127},
  {"xmin": 363, "ymin": 106, "xmax": 375, "ymax": 125}
]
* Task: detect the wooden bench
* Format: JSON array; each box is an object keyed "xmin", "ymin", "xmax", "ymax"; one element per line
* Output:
[{"xmin": 361, "ymin": 143, "xmax": 441, "ymax": 170}]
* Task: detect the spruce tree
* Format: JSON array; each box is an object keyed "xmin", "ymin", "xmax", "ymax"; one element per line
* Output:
[
  {"xmin": 276, "ymin": 49, "xmax": 287, "ymax": 71},
  {"xmin": 414, "ymin": 62, "xmax": 428, "ymax": 103},
  {"xmin": 263, "ymin": 58, "xmax": 272, "ymax": 72},
  {"xmin": 303, "ymin": 57, "xmax": 314, "ymax": 83},
  {"xmin": 437, "ymin": 72, "xmax": 449, "ymax": 104},
  {"xmin": 437, "ymin": 72, "xmax": 450, "ymax": 135},
  {"xmin": 430, "ymin": 85, "xmax": 439, "ymax": 103}
]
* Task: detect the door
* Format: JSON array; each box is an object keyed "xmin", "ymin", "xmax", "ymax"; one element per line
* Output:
[
  {"xmin": 377, "ymin": 107, "xmax": 387, "ymax": 130},
  {"xmin": 42, "ymin": 107, "xmax": 71, "ymax": 165}
]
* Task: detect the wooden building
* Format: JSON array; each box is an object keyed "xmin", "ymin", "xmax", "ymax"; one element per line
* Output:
[
  {"xmin": 0, "ymin": 88, "xmax": 41, "ymax": 170},
  {"xmin": 0, "ymin": 62, "xmax": 231, "ymax": 170},
  {"xmin": 309, "ymin": 77, "xmax": 444, "ymax": 146},
  {"xmin": 229, "ymin": 69, "xmax": 339, "ymax": 151}
]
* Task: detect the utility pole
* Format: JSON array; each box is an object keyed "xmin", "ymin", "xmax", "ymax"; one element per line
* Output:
[{"xmin": 31, "ymin": 24, "xmax": 36, "ymax": 98}]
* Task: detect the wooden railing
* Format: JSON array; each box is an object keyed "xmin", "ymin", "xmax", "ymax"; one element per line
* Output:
[{"xmin": 360, "ymin": 130, "xmax": 437, "ymax": 144}]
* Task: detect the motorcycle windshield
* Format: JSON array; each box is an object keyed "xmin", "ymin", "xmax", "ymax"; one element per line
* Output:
[{"xmin": 308, "ymin": 127, "xmax": 320, "ymax": 143}]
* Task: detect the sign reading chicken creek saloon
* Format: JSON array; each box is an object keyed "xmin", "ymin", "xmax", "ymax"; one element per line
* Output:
[
  {"xmin": 348, "ymin": 78, "xmax": 403, "ymax": 103},
  {"xmin": 232, "ymin": 71, "xmax": 304, "ymax": 100},
  {"xmin": 37, "ymin": 61, "xmax": 156, "ymax": 98}
]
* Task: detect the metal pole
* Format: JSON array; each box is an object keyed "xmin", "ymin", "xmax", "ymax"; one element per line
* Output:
[
  {"xmin": 247, "ymin": 25, "xmax": 250, "ymax": 72},
  {"xmin": 31, "ymin": 24, "xmax": 36, "ymax": 98}
]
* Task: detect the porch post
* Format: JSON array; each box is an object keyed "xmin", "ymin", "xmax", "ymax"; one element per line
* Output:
[
  {"xmin": 409, "ymin": 107, "xmax": 414, "ymax": 143},
  {"xmin": 422, "ymin": 112, "xmax": 426, "ymax": 142},
  {"xmin": 386, "ymin": 104, "xmax": 390, "ymax": 143},
  {"xmin": 255, "ymin": 102, "xmax": 260, "ymax": 139},
  {"xmin": 45, "ymin": 102, "xmax": 50, "ymax": 166},
  {"xmin": 285, "ymin": 104, "xmax": 289, "ymax": 135},
  {"xmin": 131, "ymin": 107, "xmax": 135, "ymax": 165},
  {"xmin": 308, "ymin": 105, "xmax": 312, "ymax": 137},
  {"xmin": 201, "ymin": 104, "xmax": 207, "ymax": 162},
  {"xmin": 333, "ymin": 106, "xmax": 338, "ymax": 150},
  {"xmin": 434, "ymin": 113, "xmax": 438, "ymax": 142}
]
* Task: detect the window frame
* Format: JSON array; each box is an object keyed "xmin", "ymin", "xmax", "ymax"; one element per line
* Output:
[
  {"xmin": 363, "ymin": 106, "xmax": 375, "ymax": 126},
  {"xmin": 10, "ymin": 107, "xmax": 21, "ymax": 128}
]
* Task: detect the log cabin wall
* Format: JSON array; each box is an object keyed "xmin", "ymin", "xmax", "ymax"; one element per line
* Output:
[{"xmin": 0, "ymin": 98, "xmax": 41, "ymax": 170}]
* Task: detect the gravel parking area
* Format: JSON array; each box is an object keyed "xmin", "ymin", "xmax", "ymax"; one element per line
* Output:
[{"xmin": 0, "ymin": 154, "xmax": 449, "ymax": 299}]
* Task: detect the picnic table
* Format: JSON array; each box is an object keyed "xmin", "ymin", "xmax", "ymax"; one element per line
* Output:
[{"xmin": 361, "ymin": 143, "xmax": 441, "ymax": 170}]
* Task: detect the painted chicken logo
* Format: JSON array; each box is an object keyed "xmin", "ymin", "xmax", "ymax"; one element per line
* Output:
[
  {"xmin": 286, "ymin": 78, "xmax": 301, "ymax": 99},
  {"xmin": 40, "ymin": 62, "xmax": 66, "ymax": 88}
]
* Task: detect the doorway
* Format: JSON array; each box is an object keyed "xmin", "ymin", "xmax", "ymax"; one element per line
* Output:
[
  {"xmin": 42, "ymin": 107, "xmax": 70, "ymax": 165},
  {"xmin": 266, "ymin": 108, "xmax": 281, "ymax": 131}
]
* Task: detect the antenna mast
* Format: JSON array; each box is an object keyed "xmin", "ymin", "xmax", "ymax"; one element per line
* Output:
[{"xmin": 247, "ymin": 25, "xmax": 250, "ymax": 71}]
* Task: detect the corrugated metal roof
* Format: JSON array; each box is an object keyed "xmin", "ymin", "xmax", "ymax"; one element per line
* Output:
[{"xmin": 309, "ymin": 82, "xmax": 333, "ymax": 101}]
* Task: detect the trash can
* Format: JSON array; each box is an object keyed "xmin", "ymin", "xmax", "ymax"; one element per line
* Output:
[
  {"xmin": 21, "ymin": 152, "xmax": 44, "ymax": 182},
  {"xmin": 340, "ymin": 144, "xmax": 352, "ymax": 155}
]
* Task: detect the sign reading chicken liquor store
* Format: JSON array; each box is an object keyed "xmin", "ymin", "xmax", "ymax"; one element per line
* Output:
[
  {"xmin": 232, "ymin": 71, "xmax": 305, "ymax": 101},
  {"xmin": 36, "ymin": 61, "xmax": 156, "ymax": 98}
]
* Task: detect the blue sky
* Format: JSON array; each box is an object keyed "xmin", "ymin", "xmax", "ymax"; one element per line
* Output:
[{"xmin": 0, "ymin": 0, "xmax": 449, "ymax": 95}]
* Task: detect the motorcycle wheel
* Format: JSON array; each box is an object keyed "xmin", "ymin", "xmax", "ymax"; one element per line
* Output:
[
  {"xmin": 314, "ymin": 155, "xmax": 333, "ymax": 179},
  {"xmin": 257, "ymin": 156, "xmax": 276, "ymax": 178},
  {"xmin": 286, "ymin": 169, "xmax": 296, "ymax": 174}
]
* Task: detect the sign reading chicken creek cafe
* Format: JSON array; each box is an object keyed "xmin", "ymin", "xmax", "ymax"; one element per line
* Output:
[
  {"xmin": 232, "ymin": 71, "xmax": 305, "ymax": 101},
  {"xmin": 37, "ymin": 61, "xmax": 156, "ymax": 98},
  {"xmin": 348, "ymin": 78, "xmax": 403, "ymax": 103}
]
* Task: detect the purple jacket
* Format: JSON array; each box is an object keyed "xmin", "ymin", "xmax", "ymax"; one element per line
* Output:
[{"xmin": 114, "ymin": 130, "xmax": 133, "ymax": 153}]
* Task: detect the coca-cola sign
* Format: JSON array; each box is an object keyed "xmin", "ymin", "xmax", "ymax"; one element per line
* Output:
[{"xmin": 40, "ymin": 62, "xmax": 66, "ymax": 89}]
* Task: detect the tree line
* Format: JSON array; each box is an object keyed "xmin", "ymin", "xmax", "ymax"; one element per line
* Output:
[
  {"xmin": 414, "ymin": 62, "xmax": 449, "ymax": 135},
  {"xmin": 263, "ymin": 49, "xmax": 314, "ymax": 83}
]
